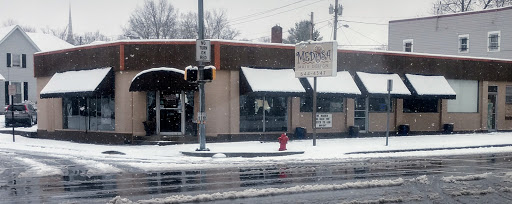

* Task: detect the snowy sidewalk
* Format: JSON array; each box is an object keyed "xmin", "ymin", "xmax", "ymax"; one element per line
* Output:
[{"xmin": 2, "ymin": 132, "xmax": 512, "ymax": 175}]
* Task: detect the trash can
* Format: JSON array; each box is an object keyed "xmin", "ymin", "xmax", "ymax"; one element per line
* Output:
[
  {"xmin": 443, "ymin": 123, "xmax": 454, "ymax": 134},
  {"xmin": 398, "ymin": 124, "xmax": 409, "ymax": 136},
  {"xmin": 295, "ymin": 127, "xmax": 306, "ymax": 139},
  {"xmin": 349, "ymin": 126, "xmax": 359, "ymax": 137}
]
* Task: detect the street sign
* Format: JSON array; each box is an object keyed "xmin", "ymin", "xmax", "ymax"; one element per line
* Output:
[
  {"xmin": 294, "ymin": 41, "xmax": 337, "ymax": 78},
  {"xmin": 196, "ymin": 40, "xmax": 211, "ymax": 62},
  {"xmin": 8, "ymin": 84, "xmax": 16, "ymax": 96}
]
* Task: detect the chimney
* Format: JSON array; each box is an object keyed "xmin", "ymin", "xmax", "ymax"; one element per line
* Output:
[{"xmin": 271, "ymin": 25, "xmax": 282, "ymax": 43}]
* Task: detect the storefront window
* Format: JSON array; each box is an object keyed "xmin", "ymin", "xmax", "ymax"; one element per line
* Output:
[
  {"xmin": 447, "ymin": 80, "xmax": 478, "ymax": 113},
  {"xmin": 300, "ymin": 96, "xmax": 344, "ymax": 112},
  {"xmin": 369, "ymin": 97, "xmax": 393, "ymax": 112},
  {"xmin": 240, "ymin": 95, "xmax": 287, "ymax": 132},
  {"xmin": 403, "ymin": 98, "xmax": 439, "ymax": 113},
  {"xmin": 63, "ymin": 95, "xmax": 115, "ymax": 131}
]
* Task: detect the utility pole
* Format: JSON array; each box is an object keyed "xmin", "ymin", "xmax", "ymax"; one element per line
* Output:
[
  {"xmin": 310, "ymin": 12, "xmax": 318, "ymax": 146},
  {"xmin": 196, "ymin": 0, "xmax": 208, "ymax": 151},
  {"xmin": 333, "ymin": 0, "xmax": 339, "ymax": 41}
]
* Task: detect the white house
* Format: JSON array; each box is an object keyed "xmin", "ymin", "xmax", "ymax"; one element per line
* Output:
[
  {"xmin": 388, "ymin": 6, "xmax": 512, "ymax": 59},
  {"xmin": 0, "ymin": 25, "xmax": 73, "ymax": 108}
]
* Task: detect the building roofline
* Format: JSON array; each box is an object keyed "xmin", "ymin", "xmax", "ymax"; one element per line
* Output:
[
  {"xmin": 34, "ymin": 39, "xmax": 512, "ymax": 64},
  {"xmin": 0, "ymin": 25, "xmax": 41, "ymax": 51},
  {"xmin": 389, "ymin": 5, "xmax": 512, "ymax": 24}
]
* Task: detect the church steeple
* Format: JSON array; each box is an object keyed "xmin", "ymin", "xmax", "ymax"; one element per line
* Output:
[{"xmin": 66, "ymin": 2, "xmax": 75, "ymax": 45}]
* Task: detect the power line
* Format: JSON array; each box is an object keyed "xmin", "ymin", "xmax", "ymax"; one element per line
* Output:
[
  {"xmin": 230, "ymin": 0, "xmax": 324, "ymax": 26},
  {"xmin": 345, "ymin": 26, "xmax": 383, "ymax": 45},
  {"xmin": 340, "ymin": 19, "xmax": 388, "ymax": 26},
  {"xmin": 229, "ymin": 0, "xmax": 308, "ymax": 23}
]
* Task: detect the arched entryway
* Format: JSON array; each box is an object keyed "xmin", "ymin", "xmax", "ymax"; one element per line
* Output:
[{"xmin": 130, "ymin": 67, "xmax": 197, "ymax": 136}]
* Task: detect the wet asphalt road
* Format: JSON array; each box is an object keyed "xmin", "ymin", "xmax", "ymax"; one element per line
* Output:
[{"xmin": 1, "ymin": 149, "xmax": 512, "ymax": 203}]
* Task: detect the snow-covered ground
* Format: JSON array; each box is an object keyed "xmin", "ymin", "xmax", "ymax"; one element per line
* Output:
[{"xmin": 2, "ymin": 128, "xmax": 512, "ymax": 177}]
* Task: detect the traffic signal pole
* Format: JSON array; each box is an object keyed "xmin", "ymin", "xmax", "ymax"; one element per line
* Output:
[{"xmin": 197, "ymin": 0, "xmax": 208, "ymax": 151}]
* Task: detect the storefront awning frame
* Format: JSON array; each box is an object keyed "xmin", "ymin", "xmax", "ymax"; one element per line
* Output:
[
  {"xmin": 240, "ymin": 67, "xmax": 306, "ymax": 97},
  {"xmin": 40, "ymin": 67, "xmax": 114, "ymax": 99},
  {"xmin": 129, "ymin": 67, "xmax": 197, "ymax": 93},
  {"xmin": 404, "ymin": 74, "xmax": 456, "ymax": 99}
]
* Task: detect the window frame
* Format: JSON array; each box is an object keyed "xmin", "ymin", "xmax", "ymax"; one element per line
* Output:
[
  {"xmin": 403, "ymin": 98, "xmax": 439, "ymax": 113},
  {"xmin": 300, "ymin": 96, "xmax": 344, "ymax": 113},
  {"xmin": 458, "ymin": 34, "xmax": 469, "ymax": 53},
  {"xmin": 368, "ymin": 97, "xmax": 393, "ymax": 113},
  {"xmin": 403, "ymin": 39, "xmax": 413, "ymax": 52},
  {"xmin": 6, "ymin": 53, "xmax": 27, "ymax": 68},
  {"xmin": 506, "ymin": 86, "xmax": 512, "ymax": 104},
  {"xmin": 487, "ymin": 31, "xmax": 501, "ymax": 52}
]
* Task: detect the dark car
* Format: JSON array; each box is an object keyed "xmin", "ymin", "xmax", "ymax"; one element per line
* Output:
[{"xmin": 5, "ymin": 103, "xmax": 37, "ymax": 127}]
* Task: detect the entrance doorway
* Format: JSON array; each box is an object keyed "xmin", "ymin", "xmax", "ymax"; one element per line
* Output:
[
  {"xmin": 354, "ymin": 97, "xmax": 368, "ymax": 133},
  {"xmin": 147, "ymin": 91, "xmax": 195, "ymax": 136},
  {"xmin": 487, "ymin": 86, "xmax": 498, "ymax": 131}
]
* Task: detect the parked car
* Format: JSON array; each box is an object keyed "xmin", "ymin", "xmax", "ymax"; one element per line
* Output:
[{"xmin": 5, "ymin": 103, "xmax": 37, "ymax": 127}]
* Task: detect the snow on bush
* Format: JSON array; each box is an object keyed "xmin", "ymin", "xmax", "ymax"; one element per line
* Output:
[
  {"xmin": 108, "ymin": 178, "xmax": 405, "ymax": 203},
  {"xmin": 441, "ymin": 172, "xmax": 492, "ymax": 183}
]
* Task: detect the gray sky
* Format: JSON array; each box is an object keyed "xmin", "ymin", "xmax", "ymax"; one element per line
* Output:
[{"xmin": 0, "ymin": 0, "xmax": 438, "ymax": 49}]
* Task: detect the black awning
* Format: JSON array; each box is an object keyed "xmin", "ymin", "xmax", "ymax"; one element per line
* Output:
[
  {"xmin": 40, "ymin": 67, "xmax": 114, "ymax": 99},
  {"xmin": 404, "ymin": 74, "xmax": 456, "ymax": 99},
  {"xmin": 129, "ymin": 67, "xmax": 197, "ymax": 92}
]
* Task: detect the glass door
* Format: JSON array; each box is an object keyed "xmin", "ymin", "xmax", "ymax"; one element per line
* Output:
[
  {"xmin": 487, "ymin": 86, "xmax": 498, "ymax": 131},
  {"xmin": 354, "ymin": 97, "xmax": 368, "ymax": 133},
  {"xmin": 157, "ymin": 91, "xmax": 185, "ymax": 135}
]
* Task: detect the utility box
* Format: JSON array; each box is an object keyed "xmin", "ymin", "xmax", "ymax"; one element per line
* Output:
[
  {"xmin": 349, "ymin": 126, "xmax": 359, "ymax": 137},
  {"xmin": 295, "ymin": 127, "xmax": 306, "ymax": 139},
  {"xmin": 443, "ymin": 123, "xmax": 454, "ymax": 134}
]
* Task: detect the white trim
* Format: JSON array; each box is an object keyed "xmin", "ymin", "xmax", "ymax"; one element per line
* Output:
[
  {"xmin": 458, "ymin": 34, "xmax": 469, "ymax": 53},
  {"xmin": 403, "ymin": 39, "xmax": 413, "ymax": 52},
  {"xmin": 487, "ymin": 31, "xmax": 501, "ymax": 52}
]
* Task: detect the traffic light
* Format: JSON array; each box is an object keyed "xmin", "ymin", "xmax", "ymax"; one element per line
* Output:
[
  {"xmin": 185, "ymin": 66, "xmax": 198, "ymax": 82},
  {"xmin": 204, "ymin": 66, "xmax": 216, "ymax": 81}
]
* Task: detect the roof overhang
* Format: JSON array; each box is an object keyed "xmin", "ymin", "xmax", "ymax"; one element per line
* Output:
[
  {"xmin": 240, "ymin": 67, "xmax": 306, "ymax": 96},
  {"xmin": 305, "ymin": 71, "xmax": 361, "ymax": 98},
  {"xmin": 129, "ymin": 67, "xmax": 197, "ymax": 92},
  {"xmin": 40, "ymin": 67, "xmax": 113, "ymax": 98},
  {"xmin": 404, "ymin": 74, "xmax": 456, "ymax": 99}
]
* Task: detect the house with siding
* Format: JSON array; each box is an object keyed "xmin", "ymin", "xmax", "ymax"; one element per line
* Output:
[
  {"xmin": 388, "ymin": 6, "xmax": 511, "ymax": 59},
  {"xmin": 0, "ymin": 25, "xmax": 73, "ymax": 108}
]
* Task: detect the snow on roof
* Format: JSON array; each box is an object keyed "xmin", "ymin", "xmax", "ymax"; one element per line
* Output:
[
  {"xmin": 41, "ymin": 67, "xmax": 111, "ymax": 95},
  {"xmin": 131, "ymin": 67, "xmax": 184, "ymax": 83},
  {"xmin": 241, "ymin": 67, "xmax": 305, "ymax": 93},
  {"xmin": 405, "ymin": 74, "xmax": 456, "ymax": 96},
  {"xmin": 0, "ymin": 25, "xmax": 16, "ymax": 42},
  {"xmin": 26, "ymin": 32, "xmax": 74, "ymax": 52},
  {"xmin": 0, "ymin": 73, "xmax": 5, "ymax": 81},
  {"xmin": 356, "ymin": 72, "xmax": 411, "ymax": 95},
  {"xmin": 307, "ymin": 71, "xmax": 361, "ymax": 95}
]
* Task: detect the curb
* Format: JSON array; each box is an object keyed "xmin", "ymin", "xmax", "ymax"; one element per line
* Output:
[
  {"xmin": 345, "ymin": 144, "xmax": 512, "ymax": 154},
  {"xmin": 180, "ymin": 151, "xmax": 305, "ymax": 158}
]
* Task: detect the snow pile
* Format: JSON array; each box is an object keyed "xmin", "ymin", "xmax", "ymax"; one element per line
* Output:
[
  {"xmin": 409, "ymin": 175, "xmax": 430, "ymax": 184},
  {"xmin": 40, "ymin": 67, "xmax": 111, "ymax": 95},
  {"xmin": 241, "ymin": 67, "xmax": 305, "ymax": 93},
  {"xmin": 441, "ymin": 172, "xmax": 492, "ymax": 183},
  {"xmin": 405, "ymin": 74, "xmax": 456, "ymax": 96},
  {"xmin": 307, "ymin": 71, "xmax": 361, "ymax": 94},
  {"xmin": 16, "ymin": 158, "xmax": 63, "ymax": 177},
  {"xmin": 356, "ymin": 72, "xmax": 411, "ymax": 95},
  {"xmin": 108, "ymin": 178, "xmax": 404, "ymax": 204},
  {"xmin": 448, "ymin": 187, "xmax": 495, "ymax": 196}
]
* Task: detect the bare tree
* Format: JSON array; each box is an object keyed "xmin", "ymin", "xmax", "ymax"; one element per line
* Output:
[
  {"xmin": 74, "ymin": 31, "xmax": 110, "ymax": 45},
  {"xmin": 283, "ymin": 20, "xmax": 322, "ymax": 44},
  {"xmin": 178, "ymin": 10, "xmax": 239, "ymax": 40},
  {"xmin": 2, "ymin": 19, "xmax": 37, "ymax": 32},
  {"xmin": 124, "ymin": 0, "xmax": 179, "ymax": 39},
  {"xmin": 179, "ymin": 11, "xmax": 198, "ymax": 39},
  {"xmin": 204, "ymin": 10, "xmax": 239, "ymax": 39},
  {"xmin": 41, "ymin": 26, "xmax": 68, "ymax": 40},
  {"xmin": 433, "ymin": 0, "xmax": 512, "ymax": 14}
]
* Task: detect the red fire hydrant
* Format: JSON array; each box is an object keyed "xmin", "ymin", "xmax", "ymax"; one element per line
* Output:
[{"xmin": 278, "ymin": 133, "xmax": 289, "ymax": 151}]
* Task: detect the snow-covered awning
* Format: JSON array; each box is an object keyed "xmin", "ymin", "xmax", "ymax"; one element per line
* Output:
[
  {"xmin": 130, "ymin": 67, "xmax": 197, "ymax": 92},
  {"xmin": 0, "ymin": 73, "xmax": 5, "ymax": 81},
  {"xmin": 355, "ymin": 72, "xmax": 411, "ymax": 97},
  {"xmin": 40, "ymin": 67, "xmax": 113, "ymax": 98},
  {"xmin": 405, "ymin": 74, "xmax": 456, "ymax": 99},
  {"xmin": 240, "ymin": 67, "xmax": 306, "ymax": 96},
  {"xmin": 306, "ymin": 71, "xmax": 361, "ymax": 97}
]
